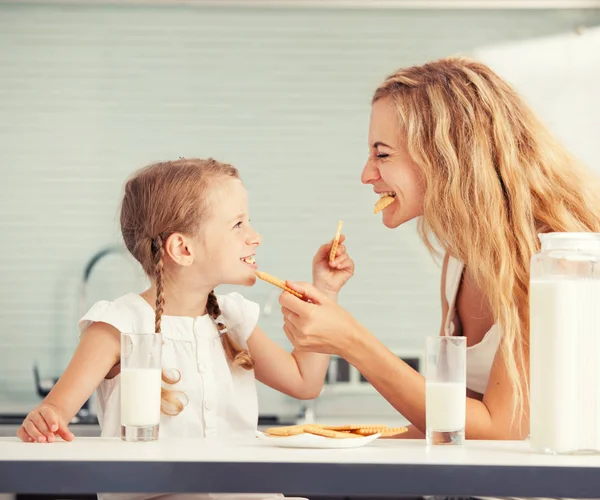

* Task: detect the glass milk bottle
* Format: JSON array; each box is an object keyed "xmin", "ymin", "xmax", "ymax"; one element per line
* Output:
[{"xmin": 529, "ymin": 232, "xmax": 600, "ymax": 454}]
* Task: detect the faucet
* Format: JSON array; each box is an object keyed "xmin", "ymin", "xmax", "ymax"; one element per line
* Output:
[
  {"xmin": 30, "ymin": 245, "xmax": 127, "ymax": 424},
  {"xmin": 29, "ymin": 247, "xmax": 125, "ymax": 424},
  {"xmin": 296, "ymin": 399, "xmax": 317, "ymax": 424},
  {"xmin": 78, "ymin": 245, "xmax": 126, "ymax": 318}
]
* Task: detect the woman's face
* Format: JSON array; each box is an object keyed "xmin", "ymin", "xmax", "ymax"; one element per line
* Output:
[{"xmin": 361, "ymin": 96, "xmax": 425, "ymax": 228}]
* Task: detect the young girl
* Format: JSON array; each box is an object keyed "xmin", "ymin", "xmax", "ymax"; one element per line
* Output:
[{"xmin": 18, "ymin": 158, "xmax": 354, "ymax": 500}]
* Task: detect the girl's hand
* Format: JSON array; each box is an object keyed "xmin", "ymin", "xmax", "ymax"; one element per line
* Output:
[
  {"xmin": 280, "ymin": 281, "xmax": 360, "ymax": 356},
  {"xmin": 312, "ymin": 234, "xmax": 354, "ymax": 300},
  {"xmin": 18, "ymin": 403, "xmax": 74, "ymax": 443}
]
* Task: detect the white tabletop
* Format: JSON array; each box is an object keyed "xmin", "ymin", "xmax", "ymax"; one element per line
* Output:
[
  {"xmin": 1, "ymin": 437, "xmax": 600, "ymax": 497},
  {"xmin": 0, "ymin": 436, "xmax": 599, "ymax": 466}
]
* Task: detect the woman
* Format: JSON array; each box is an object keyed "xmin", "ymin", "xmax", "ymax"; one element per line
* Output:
[{"xmin": 280, "ymin": 57, "xmax": 600, "ymax": 440}]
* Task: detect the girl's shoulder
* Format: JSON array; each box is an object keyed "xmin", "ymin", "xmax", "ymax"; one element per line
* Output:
[
  {"xmin": 78, "ymin": 293, "xmax": 154, "ymax": 337},
  {"xmin": 215, "ymin": 292, "xmax": 260, "ymax": 343}
]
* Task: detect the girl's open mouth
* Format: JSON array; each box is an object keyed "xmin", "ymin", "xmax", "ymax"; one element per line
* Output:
[{"xmin": 241, "ymin": 256, "xmax": 258, "ymax": 269}]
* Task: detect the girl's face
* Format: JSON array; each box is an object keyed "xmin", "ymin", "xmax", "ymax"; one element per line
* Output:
[
  {"xmin": 190, "ymin": 177, "xmax": 261, "ymax": 287},
  {"xmin": 361, "ymin": 96, "xmax": 425, "ymax": 228}
]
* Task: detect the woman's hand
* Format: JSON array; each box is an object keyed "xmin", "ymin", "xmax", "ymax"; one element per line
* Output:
[
  {"xmin": 280, "ymin": 281, "xmax": 361, "ymax": 356},
  {"xmin": 312, "ymin": 234, "xmax": 354, "ymax": 300},
  {"xmin": 18, "ymin": 403, "xmax": 74, "ymax": 443}
]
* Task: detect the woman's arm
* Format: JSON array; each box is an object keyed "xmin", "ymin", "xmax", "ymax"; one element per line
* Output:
[
  {"xmin": 343, "ymin": 328, "xmax": 528, "ymax": 439},
  {"xmin": 280, "ymin": 276, "xmax": 529, "ymax": 440}
]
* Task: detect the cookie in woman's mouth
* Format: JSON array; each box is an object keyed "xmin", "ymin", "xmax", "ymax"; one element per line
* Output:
[{"xmin": 374, "ymin": 192, "xmax": 396, "ymax": 214}]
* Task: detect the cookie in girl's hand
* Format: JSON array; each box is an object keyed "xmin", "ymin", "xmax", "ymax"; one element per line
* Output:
[{"xmin": 328, "ymin": 220, "xmax": 344, "ymax": 264}]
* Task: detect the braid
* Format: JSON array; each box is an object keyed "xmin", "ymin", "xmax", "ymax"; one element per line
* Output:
[
  {"xmin": 150, "ymin": 234, "xmax": 187, "ymax": 416},
  {"xmin": 151, "ymin": 235, "xmax": 165, "ymax": 334},
  {"xmin": 206, "ymin": 291, "xmax": 253, "ymax": 370}
]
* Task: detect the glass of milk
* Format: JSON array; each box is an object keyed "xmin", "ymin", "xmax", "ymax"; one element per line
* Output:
[
  {"xmin": 425, "ymin": 336, "xmax": 467, "ymax": 446},
  {"xmin": 120, "ymin": 332, "xmax": 162, "ymax": 442}
]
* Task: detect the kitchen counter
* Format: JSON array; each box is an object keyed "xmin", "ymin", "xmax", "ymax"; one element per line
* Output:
[{"xmin": 1, "ymin": 437, "xmax": 600, "ymax": 498}]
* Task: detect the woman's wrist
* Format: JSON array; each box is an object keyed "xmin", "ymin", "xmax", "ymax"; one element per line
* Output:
[{"xmin": 337, "ymin": 318, "xmax": 369, "ymax": 360}]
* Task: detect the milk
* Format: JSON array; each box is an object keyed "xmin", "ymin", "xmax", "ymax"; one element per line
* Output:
[
  {"xmin": 426, "ymin": 382, "xmax": 466, "ymax": 432},
  {"xmin": 530, "ymin": 279, "xmax": 600, "ymax": 454},
  {"xmin": 120, "ymin": 368, "xmax": 162, "ymax": 427}
]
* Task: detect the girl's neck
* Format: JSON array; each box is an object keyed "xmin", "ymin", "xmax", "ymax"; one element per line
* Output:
[{"xmin": 140, "ymin": 283, "xmax": 213, "ymax": 318}]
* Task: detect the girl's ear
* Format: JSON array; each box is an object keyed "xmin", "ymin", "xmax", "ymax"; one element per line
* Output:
[{"xmin": 164, "ymin": 232, "xmax": 193, "ymax": 267}]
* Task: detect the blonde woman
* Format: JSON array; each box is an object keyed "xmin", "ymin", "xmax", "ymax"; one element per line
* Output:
[{"xmin": 280, "ymin": 57, "xmax": 600, "ymax": 440}]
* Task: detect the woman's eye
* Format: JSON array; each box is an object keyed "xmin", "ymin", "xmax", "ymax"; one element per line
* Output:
[
  {"xmin": 234, "ymin": 221, "xmax": 242, "ymax": 229},
  {"xmin": 377, "ymin": 153, "xmax": 389, "ymax": 159}
]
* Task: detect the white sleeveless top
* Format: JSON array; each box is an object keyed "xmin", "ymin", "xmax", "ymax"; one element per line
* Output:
[
  {"xmin": 444, "ymin": 256, "xmax": 502, "ymax": 394},
  {"xmin": 77, "ymin": 292, "xmax": 302, "ymax": 500}
]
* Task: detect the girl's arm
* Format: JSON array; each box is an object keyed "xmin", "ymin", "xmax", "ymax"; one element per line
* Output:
[
  {"xmin": 18, "ymin": 322, "xmax": 120, "ymax": 442},
  {"xmin": 246, "ymin": 233, "xmax": 354, "ymax": 399},
  {"xmin": 247, "ymin": 326, "xmax": 329, "ymax": 400}
]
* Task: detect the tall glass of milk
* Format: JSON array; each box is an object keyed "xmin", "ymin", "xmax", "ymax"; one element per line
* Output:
[
  {"xmin": 120, "ymin": 332, "xmax": 162, "ymax": 442},
  {"xmin": 530, "ymin": 232, "xmax": 600, "ymax": 454},
  {"xmin": 425, "ymin": 336, "xmax": 467, "ymax": 446}
]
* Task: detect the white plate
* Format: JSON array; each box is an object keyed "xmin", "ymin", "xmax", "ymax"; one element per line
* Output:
[{"xmin": 255, "ymin": 430, "xmax": 381, "ymax": 449}]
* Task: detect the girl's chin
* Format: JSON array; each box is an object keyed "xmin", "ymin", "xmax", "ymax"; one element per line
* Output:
[{"xmin": 229, "ymin": 274, "xmax": 258, "ymax": 287}]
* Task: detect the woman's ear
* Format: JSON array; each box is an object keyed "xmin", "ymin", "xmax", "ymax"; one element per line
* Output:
[{"xmin": 164, "ymin": 233, "xmax": 194, "ymax": 267}]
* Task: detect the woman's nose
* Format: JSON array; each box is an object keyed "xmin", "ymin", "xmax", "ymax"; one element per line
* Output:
[{"xmin": 361, "ymin": 158, "xmax": 379, "ymax": 184}]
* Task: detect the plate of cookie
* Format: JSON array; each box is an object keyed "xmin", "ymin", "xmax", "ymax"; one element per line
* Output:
[{"xmin": 257, "ymin": 424, "xmax": 407, "ymax": 449}]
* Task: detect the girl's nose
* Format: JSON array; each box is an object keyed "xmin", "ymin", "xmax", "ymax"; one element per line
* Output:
[{"xmin": 248, "ymin": 232, "xmax": 261, "ymax": 246}]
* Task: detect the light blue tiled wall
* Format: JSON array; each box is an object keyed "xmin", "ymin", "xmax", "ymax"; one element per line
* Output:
[{"xmin": 1, "ymin": 3, "xmax": 598, "ymax": 416}]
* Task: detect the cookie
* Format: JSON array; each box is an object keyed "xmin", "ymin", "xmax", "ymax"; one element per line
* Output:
[
  {"xmin": 264, "ymin": 422, "xmax": 408, "ymax": 439},
  {"xmin": 328, "ymin": 220, "xmax": 344, "ymax": 264},
  {"xmin": 355, "ymin": 426, "xmax": 408, "ymax": 437},
  {"xmin": 255, "ymin": 271, "xmax": 304, "ymax": 299},
  {"xmin": 374, "ymin": 195, "xmax": 395, "ymax": 214},
  {"xmin": 322, "ymin": 424, "xmax": 387, "ymax": 432},
  {"xmin": 379, "ymin": 427, "xmax": 409, "ymax": 437},
  {"xmin": 264, "ymin": 425, "xmax": 307, "ymax": 436},
  {"xmin": 304, "ymin": 425, "xmax": 362, "ymax": 439}
]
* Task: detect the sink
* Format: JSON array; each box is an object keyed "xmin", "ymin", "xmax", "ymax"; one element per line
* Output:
[
  {"xmin": 0, "ymin": 413, "xmax": 98, "ymax": 425},
  {"xmin": 257, "ymin": 415, "xmax": 298, "ymax": 427},
  {"xmin": 0, "ymin": 414, "xmax": 27, "ymax": 425},
  {"xmin": 0, "ymin": 414, "xmax": 290, "ymax": 426},
  {"xmin": 0, "ymin": 413, "xmax": 101, "ymax": 437},
  {"xmin": 0, "ymin": 414, "xmax": 294, "ymax": 437}
]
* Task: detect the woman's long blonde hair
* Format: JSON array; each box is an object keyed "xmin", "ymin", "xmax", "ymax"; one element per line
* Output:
[
  {"xmin": 373, "ymin": 57, "xmax": 600, "ymax": 419},
  {"xmin": 120, "ymin": 158, "xmax": 253, "ymax": 416}
]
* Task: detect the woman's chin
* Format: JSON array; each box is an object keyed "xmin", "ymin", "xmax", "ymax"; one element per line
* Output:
[{"xmin": 381, "ymin": 211, "xmax": 403, "ymax": 229}]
